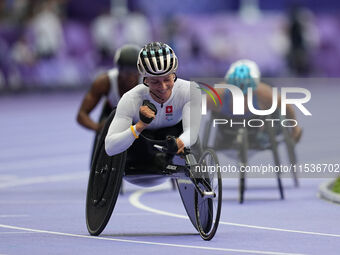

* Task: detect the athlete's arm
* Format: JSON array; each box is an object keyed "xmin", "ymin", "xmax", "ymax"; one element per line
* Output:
[
  {"xmin": 104, "ymin": 94, "xmax": 156, "ymax": 156},
  {"xmin": 76, "ymin": 74, "xmax": 110, "ymax": 132},
  {"xmin": 104, "ymin": 94, "xmax": 136, "ymax": 156}
]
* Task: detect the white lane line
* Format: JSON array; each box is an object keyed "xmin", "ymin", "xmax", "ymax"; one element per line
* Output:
[
  {"xmin": 0, "ymin": 175, "xmax": 17, "ymax": 181},
  {"xmin": 0, "ymin": 153, "xmax": 87, "ymax": 172},
  {"xmin": 0, "ymin": 200, "xmax": 84, "ymax": 205},
  {"xmin": 129, "ymin": 186, "xmax": 188, "ymax": 220},
  {"xmin": 129, "ymin": 187, "xmax": 340, "ymax": 238},
  {"xmin": 0, "ymin": 231, "xmax": 39, "ymax": 234},
  {"xmin": 0, "ymin": 145, "xmax": 89, "ymax": 160},
  {"xmin": 0, "ymin": 172, "xmax": 87, "ymax": 189},
  {"xmin": 0, "ymin": 224, "xmax": 303, "ymax": 255},
  {"xmin": 0, "ymin": 215, "xmax": 29, "ymax": 218}
]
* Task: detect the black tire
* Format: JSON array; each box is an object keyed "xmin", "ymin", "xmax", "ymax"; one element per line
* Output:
[
  {"xmin": 89, "ymin": 101, "xmax": 113, "ymax": 168},
  {"xmin": 237, "ymin": 128, "xmax": 248, "ymax": 204},
  {"xmin": 194, "ymin": 149, "xmax": 222, "ymax": 241},
  {"xmin": 282, "ymin": 126, "xmax": 299, "ymax": 187},
  {"xmin": 266, "ymin": 122, "xmax": 284, "ymax": 200},
  {"xmin": 86, "ymin": 110, "xmax": 126, "ymax": 236}
]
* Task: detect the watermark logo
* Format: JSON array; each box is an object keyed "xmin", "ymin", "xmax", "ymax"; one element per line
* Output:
[
  {"xmin": 196, "ymin": 82, "xmax": 312, "ymax": 128},
  {"xmin": 200, "ymin": 84, "xmax": 311, "ymax": 116},
  {"xmin": 197, "ymin": 82, "xmax": 222, "ymax": 108}
]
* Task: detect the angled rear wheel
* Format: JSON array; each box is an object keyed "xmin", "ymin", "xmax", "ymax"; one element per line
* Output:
[{"xmin": 86, "ymin": 110, "xmax": 126, "ymax": 236}]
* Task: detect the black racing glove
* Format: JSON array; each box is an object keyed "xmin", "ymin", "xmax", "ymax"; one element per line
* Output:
[
  {"xmin": 139, "ymin": 100, "xmax": 157, "ymax": 124},
  {"xmin": 166, "ymin": 136, "xmax": 178, "ymax": 154}
]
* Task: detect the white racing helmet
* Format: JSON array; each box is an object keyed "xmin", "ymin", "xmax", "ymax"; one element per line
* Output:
[{"xmin": 137, "ymin": 42, "xmax": 178, "ymax": 77}]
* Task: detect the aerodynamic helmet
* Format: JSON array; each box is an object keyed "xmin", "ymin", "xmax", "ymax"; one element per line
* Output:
[
  {"xmin": 137, "ymin": 42, "xmax": 178, "ymax": 77},
  {"xmin": 114, "ymin": 44, "xmax": 140, "ymax": 68},
  {"xmin": 225, "ymin": 59, "xmax": 261, "ymax": 94}
]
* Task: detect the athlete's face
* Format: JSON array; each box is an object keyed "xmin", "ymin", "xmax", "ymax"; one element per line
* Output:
[
  {"xmin": 118, "ymin": 69, "xmax": 140, "ymax": 94},
  {"xmin": 145, "ymin": 73, "xmax": 175, "ymax": 103}
]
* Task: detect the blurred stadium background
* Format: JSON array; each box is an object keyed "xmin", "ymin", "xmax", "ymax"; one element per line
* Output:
[{"xmin": 0, "ymin": 0, "xmax": 339, "ymax": 92}]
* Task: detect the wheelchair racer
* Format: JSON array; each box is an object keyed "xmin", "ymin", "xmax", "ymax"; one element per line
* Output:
[
  {"xmin": 77, "ymin": 44, "xmax": 140, "ymax": 132},
  {"xmin": 76, "ymin": 44, "xmax": 140, "ymax": 165},
  {"xmin": 105, "ymin": 42, "xmax": 201, "ymax": 162},
  {"xmin": 207, "ymin": 59, "xmax": 303, "ymax": 144}
]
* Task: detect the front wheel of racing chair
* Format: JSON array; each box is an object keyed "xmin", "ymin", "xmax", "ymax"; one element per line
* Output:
[
  {"xmin": 194, "ymin": 148, "xmax": 222, "ymax": 240},
  {"xmin": 175, "ymin": 138, "xmax": 222, "ymax": 240}
]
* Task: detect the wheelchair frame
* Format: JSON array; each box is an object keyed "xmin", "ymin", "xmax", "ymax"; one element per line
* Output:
[{"xmin": 202, "ymin": 111, "xmax": 299, "ymax": 203}]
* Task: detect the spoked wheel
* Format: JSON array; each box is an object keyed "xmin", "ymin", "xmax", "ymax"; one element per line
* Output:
[
  {"xmin": 194, "ymin": 148, "xmax": 222, "ymax": 241},
  {"xmin": 86, "ymin": 110, "xmax": 126, "ymax": 236}
]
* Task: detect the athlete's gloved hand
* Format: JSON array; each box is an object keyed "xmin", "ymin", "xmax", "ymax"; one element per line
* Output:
[
  {"xmin": 166, "ymin": 136, "xmax": 186, "ymax": 154},
  {"xmin": 165, "ymin": 136, "xmax": 178, "ymax": 154},
  {"xmin": 139, "ymin": 100, "xmax": 157, "ymax": 124}
]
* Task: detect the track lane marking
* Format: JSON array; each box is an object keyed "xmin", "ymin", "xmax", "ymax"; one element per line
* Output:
[
  {"xmin": 0, "ymin": 215, "xmax": 29, "ymax": 218},
  {"xmin": 129, "ymin": 187, "xmax": 340, "ymax": 238},
  {"xmin": 0, "ymin": 154, "xmax": 88, "ymax": 172},
  {"xmin": 0, "ymin": 172, "xmax": 87, "ymax": 189},
  {"xmin": 0, "ymin": 231, "xmax": 40, "ymax": 234},
  {"xmin": 0, "ymin": 224, "xmax": 303, "ymax": 255}
]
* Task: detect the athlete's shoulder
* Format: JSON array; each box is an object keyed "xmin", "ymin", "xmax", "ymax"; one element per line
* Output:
[
  {"xmin": 126, "ymin": 84, "xmax": 148, "ymax": 95},
  {"xmin": 174, "ymin": 78, "xmax": 200, "ymax": 98},
  {"xmin": 107, "ymin": 67, "xmax": 118, "ymax": 78},
  {"xmin": 121, "ymin": 84, "xmax": 148, "ymax": 102},
  {"xmin": 173, "ymin": 78, "xmax": 189, "ymax": 93},
  {"xmin": 91, "ymin": 72, "xmax": 110, "ymax": 94},
  {"xmin": 256, "ymin": 82, "xmax": 272, "ymax": 96},
  {"xmin": 116, "ymin": 84, "xmax": 146, "ymax": 115},
  {"xmin": 175, "ymin": 78, "xmax": 190, "ymax": 87},
  {"xmin": 175, "ymin": 78, "xmax": 199, "ymax": 89}
]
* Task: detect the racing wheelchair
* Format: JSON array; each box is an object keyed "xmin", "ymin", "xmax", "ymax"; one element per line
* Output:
[
  {"xmin": 86, "ymin": 109, "xmax": 222, "ymax": 241},
  {"xmin": 90, "ymin": 102, "xmax": 177, "ymax": 193},
  {"xmin": 202, "ymin": 111, "xmax": 299, "ymax": 204}
]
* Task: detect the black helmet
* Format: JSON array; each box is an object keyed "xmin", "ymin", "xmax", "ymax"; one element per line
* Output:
[
  {"xmin": 114, "ymin": 44, "xmax": 140, "ymax": 68},
  {"xmin": 137, "ymin": 42, "xmax": 178, "ymax": 76}
]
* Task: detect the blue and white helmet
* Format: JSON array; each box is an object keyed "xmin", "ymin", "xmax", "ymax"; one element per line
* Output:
[
  {"xmin": 137, "ymin": 42, "xmax": 178, "ymax": 77},
  {"xmin": 225, "ymin": 59, "xmax": 261, "ymax": 94}
]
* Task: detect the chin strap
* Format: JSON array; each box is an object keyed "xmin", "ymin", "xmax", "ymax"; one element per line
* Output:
[
  {"xmin": 143, "ymin": 74, "xmax": 177, "ymax": 107},
  {"xmin": 143, "ymin": 77, "xmax": 148, "ymax": 87}
]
